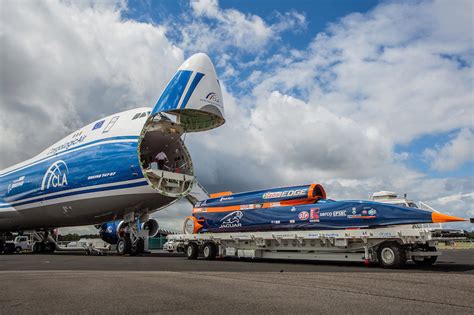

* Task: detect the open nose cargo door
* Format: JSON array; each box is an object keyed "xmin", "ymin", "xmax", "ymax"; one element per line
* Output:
[{"xmin": 138, "ymin": 53, "xmax": 225, "ymax": 198}]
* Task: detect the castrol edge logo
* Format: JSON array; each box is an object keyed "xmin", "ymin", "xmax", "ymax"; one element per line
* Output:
[{"xmin": 263, "ymin": 188, "xmax": 307, "ymax": 199}]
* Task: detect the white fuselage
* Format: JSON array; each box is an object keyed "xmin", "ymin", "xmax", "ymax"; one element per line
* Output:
[{"xmin": 0, "ymin": 107, "xmax": 175, "ymax": 231}]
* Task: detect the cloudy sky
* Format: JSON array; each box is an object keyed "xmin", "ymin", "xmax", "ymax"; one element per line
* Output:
[{"xmin": 0, "ymin": 0, "xmax": 473, "ymax": 233}]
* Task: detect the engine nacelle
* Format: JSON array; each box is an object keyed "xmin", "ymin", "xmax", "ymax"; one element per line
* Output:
[
  {"xmin": 141, "ymin": 218, "xmax": 159, "ymax": 238},
  {"xmin": 98, "ymin": 219, "xmax": 160, "ymax": 244},
  {"xmin": 98, "ymin": 220, "xmax": 124, "ymax": 245}
]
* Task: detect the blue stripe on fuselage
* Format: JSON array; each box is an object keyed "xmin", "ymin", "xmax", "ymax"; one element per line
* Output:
[
  {"xmin": 0, "ymin": 135, "xmax": 139, "ymax": 178},
  {"xmin": 0, "ymin": 140, "xmax": 144, "ymax": 207},
  {"xmin": 0, "ymin": 180, "xmax": 149, "ymax": 208}
]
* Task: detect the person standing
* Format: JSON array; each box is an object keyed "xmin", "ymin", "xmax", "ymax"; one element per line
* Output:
[{"xmin": 155, "ymin": 151, "xmax": 168, "ymax": 170}]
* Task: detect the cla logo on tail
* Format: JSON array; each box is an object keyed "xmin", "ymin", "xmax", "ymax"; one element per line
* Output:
[
  {"xmin": 41, "ymin": 160, "xmax": 69, "ymax": 190},
  {"xmin": 206, "ymin": 92, "xmax": 220, "ymax": 103}
]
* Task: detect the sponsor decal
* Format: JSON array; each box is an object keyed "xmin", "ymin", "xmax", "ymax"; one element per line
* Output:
[
  {"xmin": 206, "ymin": 92, "xmax": 220, "ymax": 103},
  {"xmin": 200, "ymin": 91, "xmax": 223, "ymax": 109},
  {"xmin": 263, "ymin": 188, "xmax": 307, "ymax": 199},
  {"xmin": 290, "ymin": 207, "xmax": 296, "ymax": 212},
  {"xmin": 7, "ymin": 176, "xmax": 25, "ymax": 193},
  {"xmin": 298, "ymin": 211, "xmax": 309, "ymax": 220},
  {"xmin": 255, "ymin": 203, "xmax": 262, "ymax": 208},
  {"xmin": 320, "ymin": 210, "xmax": 347, "ymax": 217},
  {"xmin": 87, "ymin": 172, "xmax": 116, "ymax": 180},
  {"xmin": 41, "ymin": 160, "xmax": 69, "ymax": 190},
  {"xmin": 348, "ymin": 207, "xmax": 377, "ymax": 219},
  {"xmin": 47, "ymin": 132, "xmax": 87, "ymax": 155},
  {"xmin": 271, "ymin": 220, "xmax": 281, "ymax": 224},
  {"xmin": 106, "ymin": 226, "xmax": 113, "ymax": 233},
  {"xmin": 195, "ymin": 200, "xmax": 207, "ymax": 207},
  {"xmin": 92, "ymin": 120, "xmax": 105, "ymax": 130},
  {"xmin": 289, "ymin": 220, "xmax": 295, "ymax": 223},
  {"xmin": 240, "ymin": 204, "xmax": 255, "ymax": 210},
  {"xmin": 220, "ymin": 196, "xmax": 234, "ymax": 201},
  {"xmin": 219, "ymin": 211, "xmax": 243, "ymax": 228},
  {"xmin": 310, "ymin": 208, "xmax": 320, "ymax": 222},
  {"xmin": 270, "ymin": 202, "xmax": 280, "ymax": 207}
]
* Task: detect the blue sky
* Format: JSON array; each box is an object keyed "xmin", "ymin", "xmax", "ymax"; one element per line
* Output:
[
  {"xmin": 1, "ymin": 0, "xmax": 472, "ymax": 231},
  {"xmin": 121, "ymin": 0, "xmax": 473, "ymax": 180},
  {"xmin": 123, "ymin": 0, "xmax": 381, "ymax": 50}
]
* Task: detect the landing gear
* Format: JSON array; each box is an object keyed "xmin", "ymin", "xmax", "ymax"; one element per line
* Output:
[
  {"xmin": 0, "ymin": 233, "xmax": 15, "ymax": 254},
  {"xmin": 32, "ymin": 231, "xmax": 57, "ymax": 254},
  {"xmin": 116, "ymin": 237, "xmax": 131, "ymax": 255},
  {"xmin": 115, "ymin": 212, "xmax": 150, "ymax": 256},
  {"xmin": 130, "ymin": 238, "xmax": 145, "ymax": 256}
]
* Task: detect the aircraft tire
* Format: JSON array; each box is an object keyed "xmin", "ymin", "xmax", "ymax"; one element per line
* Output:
[
  {"xmin": 377, "ymin": 242, "xmax": 406, "ymax": 268},
  {"xmin": 129, "ymin": 238, "xmax": 144, "ymax": 256},
  {"xmin": 136, "ymin": 238, "xmax": 145, "ymax": 255},
  {"xmin": 45, "ymin": 242, "xmax": 56, "ymax": 254},
  {"xmin": 186, "ymin": 242, "xmax": 199, "ymax": 260},
  {"xmin": 203, "ymin": 242, "xmax": 217, "ymax": 260},
  {"xmin": 116, "ymin": 237, "xmax": 131, "ymax": 255}
]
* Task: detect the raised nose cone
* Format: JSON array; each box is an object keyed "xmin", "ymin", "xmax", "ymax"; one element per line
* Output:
[
  {"xmin": 179, "ymin": 53, "xmax": 216, "ymax": 76},
  {"xmin": 149, "ymin": 52, "xmax": 225, "ymax": 132}
]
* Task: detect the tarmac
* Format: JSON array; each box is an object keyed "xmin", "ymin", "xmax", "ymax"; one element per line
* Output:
[{"xmin": 0, "ymin": 250, "xmax": 473, "ymax": 314}]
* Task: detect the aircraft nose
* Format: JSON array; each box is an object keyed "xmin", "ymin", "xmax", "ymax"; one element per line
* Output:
[
  {"xmin": 431, "ymin": 212, "xmax": 465, "ymax": 223},
  {"xmin": 179, "ymin": 53, "xmax": 216, "ymax": 75}
]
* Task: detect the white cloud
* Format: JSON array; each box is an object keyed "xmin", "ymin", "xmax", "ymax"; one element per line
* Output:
[
  {"xmin": 0, "ymin": 0, "xmax": 184, "ymax": 167},
  {"xmin": 184, "ymin": 0, "xmax": 474, "ymax": 229},
  {"xmin": 248, "ymin": 0, "xmax": 473, "ymax": 144},
  {"xmin": 424, "ymin": 128, "xmax": 474, "ymax": 171},
  {"xmin": 174, "ymin": 0, "xmax": 305, "ymax": 55},
  {"xmin": 1, "ymin": 0, "xmax": 473, "ymax": 233}
]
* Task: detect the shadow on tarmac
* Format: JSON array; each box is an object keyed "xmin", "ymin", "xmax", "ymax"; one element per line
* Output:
[{"xmin": 2, "ymin": 249, "xmax": 472, "ymax": 274}]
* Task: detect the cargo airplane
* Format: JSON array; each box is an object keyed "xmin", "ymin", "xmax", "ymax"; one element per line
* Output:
[{"xmin": 0, "ymin": 53, "xmax": 224, "ymax": 255}]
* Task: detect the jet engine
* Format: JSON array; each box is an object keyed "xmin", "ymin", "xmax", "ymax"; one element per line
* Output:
[{"xmin": 98, "ymin": 218, "xmax": 159, "ymax": 244}]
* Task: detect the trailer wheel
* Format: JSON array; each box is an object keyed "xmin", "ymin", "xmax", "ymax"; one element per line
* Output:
[
  {"xmin": 413, "ymin": 247, "xmax": 438, "ymax": 267},
  {"xmin": 186, "ymin": 243, "xmax": 199, "ymax": 260},
  {"xmin": 377, "ymin": 242, "xmax": 406, "ymax": 268},
  {"xmin": 203, "ymin": 243, "xmax": 217, "ymax": 260},
  {"xmin": 413, "ymin": 255, "xmax": 437, "ymax": 267}
]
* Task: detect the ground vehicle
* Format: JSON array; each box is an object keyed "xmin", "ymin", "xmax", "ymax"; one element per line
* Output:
[
  {"xmin": 165, "ymin": 226, "xmax": 441, "ymax": 268},
  {"xmin": 9, "ymin": 235, "xmax": 32, "ymax": 252}
]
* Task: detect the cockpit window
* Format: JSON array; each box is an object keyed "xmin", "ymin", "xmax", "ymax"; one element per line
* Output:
[
  {"xmin": 139, "ymin": 112, "xmax": 147, "ymax": 118},
  {"xmin": 132, "ymin": 113, "xmax": 141, "ymax": 120}
]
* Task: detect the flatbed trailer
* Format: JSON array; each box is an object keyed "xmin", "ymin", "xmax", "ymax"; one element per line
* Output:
[{"xmin": 165, "ymin": 226, "xmax": 441, "ymax": 268}]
